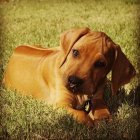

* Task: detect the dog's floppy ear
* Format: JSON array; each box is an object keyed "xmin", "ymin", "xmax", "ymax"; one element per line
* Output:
[
  {"xmin": 111, "ymin": 45, "xmax": 136, "ymax": 95},
  {"xmin": 60, "ymin": 27, "xmax": 90, "ymax": 67}
]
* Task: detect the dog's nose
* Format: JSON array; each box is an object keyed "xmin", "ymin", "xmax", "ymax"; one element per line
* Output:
[{"xmin": 68, "ymin": 75, "xmax": 84, "ymax": 87}]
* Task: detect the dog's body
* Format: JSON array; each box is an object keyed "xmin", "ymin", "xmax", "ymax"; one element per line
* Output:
[
  {"xmin": 4, "ymin": 28, "xmax": 136, "ymax": 126},
  {"xmin": 5, "ymin": 46, "xmax": 61, "ymax": 100}
]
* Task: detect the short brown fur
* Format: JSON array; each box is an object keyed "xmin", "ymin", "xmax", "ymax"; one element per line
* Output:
[{"xmin": 4, "ymin": 28, "xmax": 136, "ymax": 126}]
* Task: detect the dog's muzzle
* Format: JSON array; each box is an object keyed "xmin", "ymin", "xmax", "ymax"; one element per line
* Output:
[
  {"xmin": 76, "ymin": 99, "xmax": 93, "ymax": 114},
  {"xmin": 67, "ymin": 75, "xmax": 84, "ymax": 93}
]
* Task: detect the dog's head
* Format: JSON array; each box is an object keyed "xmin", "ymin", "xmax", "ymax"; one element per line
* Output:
[{"xmin": 59, "ymin": 27, "xmax": 136, "ymax": 95}]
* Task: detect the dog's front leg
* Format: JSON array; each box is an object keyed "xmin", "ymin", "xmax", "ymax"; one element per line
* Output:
[
  {"xmin": 89, "ymin": 99, "xmax": 110, "ymax": 121},
  {"xmin": 66, "ymin": 106, "xmax": 94, "ymax": 127},
  {"xmin": 56, "ymin": 97, "xmax": 94, "ymax": 127}
]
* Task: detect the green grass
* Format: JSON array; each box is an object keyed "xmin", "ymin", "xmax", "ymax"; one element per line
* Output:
[
  {"xmin": 0, "ymin": 0, "xmax": 140, "ymax": 139},
  {"xmin": 0, "ymin": 87, "xmax": 139, "ymax": 139}
]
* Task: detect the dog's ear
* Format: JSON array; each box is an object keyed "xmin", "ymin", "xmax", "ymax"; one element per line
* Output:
[
  {"xmin": 111, "ymin": 45, "xmax": 136, "ymax": 95},
  {"xmin": 60, "ymin": 27, "xmax": 90, "ymax": 67}
]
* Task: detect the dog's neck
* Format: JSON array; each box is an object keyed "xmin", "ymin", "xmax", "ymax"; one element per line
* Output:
[{"xmin": 75, "ymin": 82, "xmax": 105, "ymax": 106}]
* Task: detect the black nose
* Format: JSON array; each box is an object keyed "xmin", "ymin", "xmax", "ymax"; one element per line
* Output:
[{"xmin": 68, "ymin": 75, "xmax": 84, "ymax": 86}]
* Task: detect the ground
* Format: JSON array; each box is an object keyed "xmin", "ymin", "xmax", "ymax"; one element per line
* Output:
[{"xmin": 0, "ymin": 0, "xmax": 140, "ymax": 139}]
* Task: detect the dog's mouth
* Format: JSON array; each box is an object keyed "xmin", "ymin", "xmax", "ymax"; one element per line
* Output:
[
  {"xmin": 66, "ymin": 75, "xmax": 97, "ymax": 95},
  {"xmin": 67, "ymin": 82, "xmax": 97, "ymax": 95}
]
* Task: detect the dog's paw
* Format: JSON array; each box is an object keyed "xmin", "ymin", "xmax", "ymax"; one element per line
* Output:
[{"xmin": 90, "ymin": 108, "xmax": 111, "ymax": 121}]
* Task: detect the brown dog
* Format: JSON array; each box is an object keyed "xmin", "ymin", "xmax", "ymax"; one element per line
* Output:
[{"xmin": 4, "ymin": 27, "xmax": 136, "ymax": 126}]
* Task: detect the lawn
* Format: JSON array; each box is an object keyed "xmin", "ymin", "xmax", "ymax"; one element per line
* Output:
[{"xmin": 0, "ymin": 0, "xmax": 140, "ymax": 139}]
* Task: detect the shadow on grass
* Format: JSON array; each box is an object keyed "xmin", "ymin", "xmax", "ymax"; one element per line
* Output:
[{"xmin": 0, "ymin": 86, "xmax": 139, "ymax": 139}]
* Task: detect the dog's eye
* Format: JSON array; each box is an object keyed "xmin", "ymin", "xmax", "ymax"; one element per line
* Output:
[
  {"xmin": 72, "ymin": 49, "xmax": 79, "ymax": 57},
  {"xmin": 94, "ymin": 61, "xmax": 106, "ymax": 68}
]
